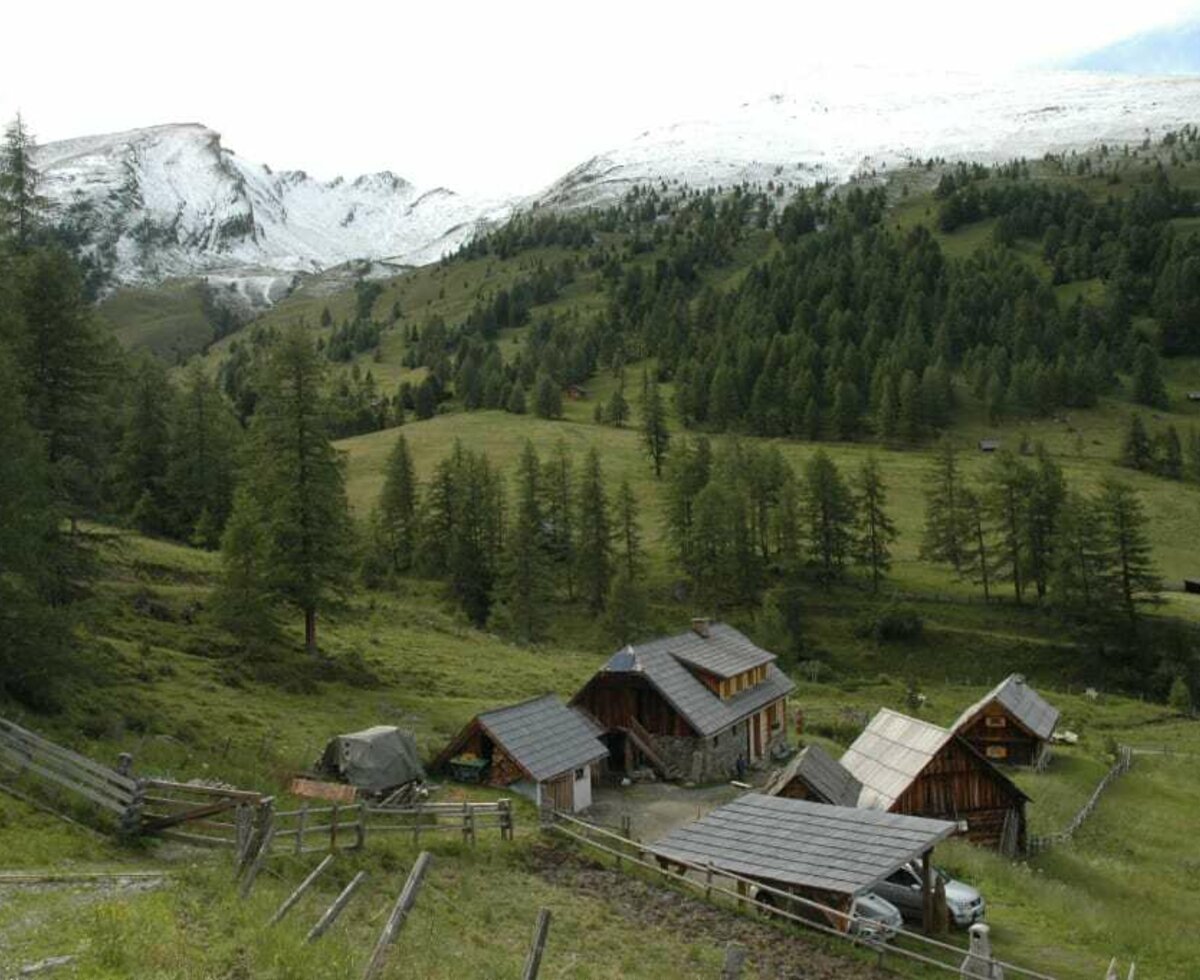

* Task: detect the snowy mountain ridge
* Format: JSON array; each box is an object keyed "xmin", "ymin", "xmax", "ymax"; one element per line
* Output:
[{"xmin": 33, "ymin": 70, "xmax": 1200, "ymax": 301}]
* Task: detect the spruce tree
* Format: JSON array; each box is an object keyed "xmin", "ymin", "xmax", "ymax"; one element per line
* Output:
[
  {"xmin": 640, "ymin": 375, "xmax": 671, "ymax": 478},
  {"xmin": 1132, "ymin": 343, "xmax": 1169, "ymax": 409},
  {"xmin": 852, "ymin": 455, "xmax": 897, "ymax": 591},
  {"xmin": 0, "ymin": 115, "xmax": 47, "ymax": 250},
  {"xmin": 615, "ymin": 478, "xmax": 642, "ymax": 580},
  {"xmin": 375, "ymin": 433, "xmax": 419, "ymax": 574},
  {"xmin": 533, "ymin": 372, "xmax": 562, "ymax": 419},
  {"xmin": 1096, "ymin": 478, "xmax": 1161, "ymax": 619},
  {"xmin": 115, "ymin": 353, "xmax": 174, "ymax": 534},
  {"xmin": 230, "ymin": 326, "xmax": 353, "ymax": 655},
  {"xmin": 1120, "ymin": 413, "xmax": 1154, "ymax": 471},
  {"xmin": 213, "ymin": 486, "xmax": 280, "ymax": 655},
  {"xmin": 606, "ymin": 380, "xmax": 630, "ymax": 427},
  {"xmin": 575, "ymin": 447, "xmax": 613, "ymax": 612},
  {"xmin": 803, "ymin": 449, "xmax": 853, "ymax": 587}
]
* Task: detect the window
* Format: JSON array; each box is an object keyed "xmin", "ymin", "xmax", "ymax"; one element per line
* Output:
[
  {"xmin": 574, "ymin": 768, "xmax": 585, "ymax": 780},
  {"xmin": 985, "ymin": 716, "xmax": 1007, "ymax": 728},
  {"xmin": 986, "ymin": 745, "xmax": 1008, "ymax": 759},
  {"xmin": 712, "ymin": 735, "xmax": 720, "ymax": 748}
]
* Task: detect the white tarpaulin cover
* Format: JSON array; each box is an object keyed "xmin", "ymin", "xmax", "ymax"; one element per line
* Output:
[{"xmin": 320, "ymin": 726, "xmax": 425, "ymax": 792}]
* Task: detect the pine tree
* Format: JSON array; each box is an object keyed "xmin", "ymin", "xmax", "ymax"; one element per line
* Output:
[
  {"xmin": 606, "ymin": 380, "xmax": 630, "ymax": 427},
  {"xmin": 1051, "ymin": 490, "xmax": 1105, "ymax": 610},
  {"xmin": 375, "ymin": 433, "xmax": 419, "ymax": 574},
  {"xmin": 230, "ymin": 326, "xmax": 354, "ymax": 655},
  {"xmin": 1120, "ymin": 413, "xmax": 1154, "ymax": 471},
  {"xmin": 500, "ymin": 441, "xmax": 552, "ymax": 642},
  {"xmin": 803, "ymin": 449, "xmax": 853, "ymax": 587},
  {"xmin": 1096, "ymin": 478, "xmax": 1161, "ymax": 619},
  {"xmin": 533, "ymin": 372, "xmax": 562, "ymax": 419},
  {"xmin": 986, "ymin": 452, "xmax": 1033, "ymax": 604},
  {"xmin": 920, "ymin": 442, "xmax": 970, "ymax": 574},
  {"xmin": 664, "ymin": 436, "xmax": 712, "ymax": 571},
  {"xmin": 575, "ymin": 447, "xmax": 613, "ymax": 612},
  {"xmin": 852, "ymin": 455, "xmax": 897, "ymax": 591},
  {"xmin": 641, "ymin": 375, "xmax": 671, "ymax": 478},
  {"xmin": 213, "ymin": 486, "xmax": 280, "ymax": 655},
  {"xmin": 115, "ymin": 353, "xmax": 174, "ymax": 534}
]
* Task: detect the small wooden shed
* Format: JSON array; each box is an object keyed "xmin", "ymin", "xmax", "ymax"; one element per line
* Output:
[
  {"xmin": 978, "ymin": 438, "xmax": 1001, "ymax": 453},
  {"xmin": 1184, "ymin": 578, "xmax": 1200, "ymax": 595},
  {"xmin": 650, "ymin": 794, "xmax": 956, "ymax": 932},
  {"xmin": 433, "ymin": 695, "xmax": 608, "ymax": 813},
  {"xmin": 841, "ymin": 708, "xmax": 1029, "ymax": 855},
  {"xmin": 763, "ymin": 744, "xmax": 862, "ymax": 805},
  {"xmin": 952, "ymin": 674, "xmax": 1060, "ymax": 767}
]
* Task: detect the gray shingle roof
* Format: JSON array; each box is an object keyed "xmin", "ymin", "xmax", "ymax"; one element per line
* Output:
[
  {"xmin": 478, "ymin": 695, "xmax": 608, "ymax": 782},
  {"xmin": 764, "ymin": 744, "xmax": 862, "ymax": 806},
  {"xmin": 952, "ymin": 675, "xmax": 1060, "ymax": 741},
  {"xmin": 649, "ymin": 793, "xmax": 956, "ymax": 896},
  {"xmin": 667, "ymin": 623, "xmax": 776, "ymax": 679},
  {"xmin": 597, "ymin": 625, "xmax": 794, "ymax": 737}
]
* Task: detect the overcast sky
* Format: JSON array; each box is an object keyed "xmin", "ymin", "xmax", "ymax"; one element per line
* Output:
[{"xmin": 2, "ymin": 0, "xmax": 1198, "ymax": 196}]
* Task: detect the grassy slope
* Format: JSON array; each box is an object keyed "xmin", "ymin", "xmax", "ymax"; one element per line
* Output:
[{"xmin": 95, "ymin": 280, "xmax": 212, "ymax": 360}]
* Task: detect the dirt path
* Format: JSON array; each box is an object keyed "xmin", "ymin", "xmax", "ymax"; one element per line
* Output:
[{"xmin": 531, "ymin": 843, "xmax": 884, "ymax": 980}]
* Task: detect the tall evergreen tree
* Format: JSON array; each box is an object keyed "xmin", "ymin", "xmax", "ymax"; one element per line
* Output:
[
  {"xmin": 615, "ymin": 478, "xmax": 642, "ymax": 581},
  {"xmin": 1024, "ymin": 446, "xmax": 1065, "ymax": 600},
  {"xmin": 500, "ymin": 441, "xmax": 552, "ymax": 641},
  {"xmin": 1120, "ymin": 413, "xmax": 1154, "ymax": 471},
  {"xmin": 640, "ymin": 374, "xmax": 671, "ymax": 478},
  {"xmin": 374, "ymin": 433, "xmax": 419, "ymax": 574},
  {"xmin": 962, "ymin": 487, "xmax": 992, "ymax": 601},
  {"xmin": 1131, "ymin": 342, "xmax": 1169, "ymax": 409},
  {"xmin": 803, "ymin": 449, "xmax": 853, "ymax": 587},
  {"xmin": 1096, "ymin": 479, "xmax": 1161, "ymax": 619},
  {"xmin": 226, "ymin": 326, "xmax": 353, "ymax": 655},
  {"xmin": 986, "ymin": 452, "xmax": 1033, "ymax": 604},
  {"xmin": 920, "ymin": 442, "xmax": 970, "ymax": 574},
  {"xmin": 542, "ymin": 440, "xmax": 576, "ymax": 599},
  {"xmin": 575, "ymin": 447, "xmax": 613, "ymax": 612},
  {"xmin": 1051, "ymin": 490, "xmax": 1105, "ymax": 610},
  {"xmin": 852, "ymin": 455, "xmax": 897, "ymax": 591},
  {"xmin": 0, "ymin": 115, "xmax": 47, "ymax": 250},
  {"xmin": 115, "ymin": 353, "xmax": 174, "ymax": 534}
]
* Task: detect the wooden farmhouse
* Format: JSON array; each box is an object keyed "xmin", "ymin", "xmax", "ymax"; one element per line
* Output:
[
  {"xmin": 433, "ymin": 694, "xmax": 607, "ymax": 813},
  {"xmin": 650, "ymin": 793, "xmax": 957, "ymax": 932},
  {"xmin": 952, "ymin": 674, "xmax": 1060, "ymax": 767},
  {"xmin": 840, "ymin": 708, "xmax": 1029, "ymax": 854},
  {"xmin": 571, "ymin": 620, "xmax": 794, "ymax": 783},
  {"xmin": 764, "ymin": 743, "xmax": 862, "ymax": 805}
]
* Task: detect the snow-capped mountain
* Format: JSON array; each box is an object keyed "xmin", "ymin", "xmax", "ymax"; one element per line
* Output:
[
  {"xmin": 34, "ymin": 70, "xmax": 1200, "ymax": 300},
  {"xmin": 34, "ymin": 123, "xmax": 515, "ymax": 299},
  {"xmin": 537, "ymin": 69, "xmax": 1200, "ymax": 209}
]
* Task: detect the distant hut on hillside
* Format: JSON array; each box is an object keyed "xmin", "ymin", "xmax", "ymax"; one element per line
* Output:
[
  {"xmin": 978, "ymin": 438, "xmax": 1001, "ymax": 453},
  {"xmin": 951, "ymin": 674, "xmax": 1059, "ymax": 768},
  {"xmin": 840, "ymin": 708, "xmax": 1028, "ymax": 855},
  {"xmin": 763, "ymin": 744, "xmax": 861, "ymax": 806}
]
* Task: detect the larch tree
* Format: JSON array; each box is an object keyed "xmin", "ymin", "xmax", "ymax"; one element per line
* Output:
[
  {"xmin": 640, "ymin": 374, "xmax": 671, "ymax": 478},
  {"xmin": 1096, "ymin": 479, "xmax": 1161, "ymax": 619},
  {"xmin": 0, "ymin": 115, "xmax": 47, "ymax": 251},
  {"xmin": 803, "ymin": 449, "xmax": 853, "ymax": 587},
  {"xmin": 852, "ymin": 455, "xmax": 897, "ymax": 592},
  {"xmin": 615, "ymin": 477, "xmax": 643, "ymax": 581},
  {"xmin": 226, "ymin": 325, "xmax": 354, "ymax": 656},
  {"xmin": 575, "ymin": 447, "xmax": 613, "ymax": 612},
  {"xmin": 541, "ymin": 440, "xmax": 576, "ymax": 600},
  {"xmin": 920, "ymin": 441, "xmax": 970, "ymax": 574},
  {"xmin": 375, "ymin": 432, "xmax": 419, "ymax": 575},
  {"xmin": 500, "ymin": 441, "xmax": 552, "ymax": 642},
  {"xmin": 986, "ymin": 452, "xmax": 1033, "ymax": 604}
]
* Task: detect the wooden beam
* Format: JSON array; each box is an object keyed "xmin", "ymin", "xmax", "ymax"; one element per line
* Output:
[
  {"xmin": 520, "ymin": 907, "xmax": 552, "ymax": 980},
  {"xmin": 920, "ymin": 848, "xmax": 933, "ymax": 934},
  {"xmin": 306, "ymin": 870, "xmax": 368, "ymax": 943},
  {"xmin": 361, "ymin": 851, "xmax": 432, "ymax": 979},
  {"xmin": 269, "ymin": 854, "xmax": 335, "ymax": 926}
]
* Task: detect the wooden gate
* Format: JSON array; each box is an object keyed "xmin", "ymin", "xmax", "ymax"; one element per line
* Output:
[{"xmin": 542, "ymin": 774, "xmax": 573, "ymax": 812}]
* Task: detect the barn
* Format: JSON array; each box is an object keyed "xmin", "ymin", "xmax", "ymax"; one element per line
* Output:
[
  {"xmin": 763, "ymin": 743, "xmax": 862, "ymax": 806},
  {"xmin": 841, "ymin": 708, "xmax": 1029, "ymax": 855},
  {"xmin": 649, "ymin": 793, "xmax": 957, "ymax": 932},
  {"xmin": 433, "ymin": 694, "xmax": 608, "ymax": 813},
  {"xmin": 952, "ymin": 674, "xmax": 1060, "ymax": 767},
  {"xmin": 571, "ymin": 620, "xmax": 794, "ymax": 783}
]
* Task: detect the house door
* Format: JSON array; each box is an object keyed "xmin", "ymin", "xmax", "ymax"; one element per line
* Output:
[{"xmin": 543, "ymin": 774, "xmax": 574, "ymax": 811}]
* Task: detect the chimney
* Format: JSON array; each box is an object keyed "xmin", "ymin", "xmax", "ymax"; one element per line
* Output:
[{"xmin": 691, "ymin": 617, "xmax": 711, "ymax": 639}]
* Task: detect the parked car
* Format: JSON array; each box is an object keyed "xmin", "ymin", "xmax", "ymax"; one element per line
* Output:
[
  {"xmin": 750, "ymin": 885, "xmax": 903, "ymax": 941},
  {"xmin": 873, "ymin": 862, "xmax": 986, "ymax": 928}
]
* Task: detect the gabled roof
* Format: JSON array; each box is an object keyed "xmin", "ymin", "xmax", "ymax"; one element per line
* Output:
[
  {"xmin": 589, "ymin": 625, "xmax": 794, "ymax": 737},
  {"xmin": 952, "ymin": 675, "xmax": 1060, "ymax": 742},
  {"xmin": 667, "ymin": 623, "xmax": 776, "ymax": 679},
  {"xmin": 649, "ymin": 793, "xmax": 956, "ymax": 897},
  {"xmin": 764, "ymin": 744, "xmax": 862, "ymax": 806},
  {"xmin": 475, "ymin": 694, "xmax": 608, "ymax": 782},
  {"xmin": 841, "ymin": 708, "xmax": 1029, "ymax": 811}
]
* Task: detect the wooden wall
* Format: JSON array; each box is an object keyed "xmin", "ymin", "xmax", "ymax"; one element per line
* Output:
[
  {"xmin": 893, "ymin": 738, "xmax": 1026, "ymax": 851},
  {"xmin": 574, "ymin": 675, "xmax": 696, "ymax": 737},
  {"xmin": 958, "ymin": 703, "xmax": 1042, "ymax": 767}
]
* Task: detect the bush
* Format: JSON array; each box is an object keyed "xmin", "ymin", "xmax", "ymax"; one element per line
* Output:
[{"xmin": 856, "ymin": 605, "xmax": 925, "ymax": 643}]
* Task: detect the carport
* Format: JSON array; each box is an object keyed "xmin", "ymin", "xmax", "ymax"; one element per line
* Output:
[{"xmin": 648, "ymin": 793, "xmax": 957, "ymax": 932}]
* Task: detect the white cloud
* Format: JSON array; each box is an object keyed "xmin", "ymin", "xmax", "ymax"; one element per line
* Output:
[{"xmin": 2, "ymin": 0, "xmax": 1197, "ymax": 195}]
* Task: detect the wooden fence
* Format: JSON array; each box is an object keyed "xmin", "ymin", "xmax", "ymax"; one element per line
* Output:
[
  {"xmin": 543, "ymin": 810, "xmax": 1060, "ymax": 980},
  {"xmin": 1029, "ymin": 745, "xmax": 1133, "ymax": 854}
]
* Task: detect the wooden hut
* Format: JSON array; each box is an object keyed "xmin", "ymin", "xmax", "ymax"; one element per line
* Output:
[
  {"xmin": 650, "ymin": 794, "xmax": 956, "ymax": 932},
  {"xmin": 571, "ymin": 620, "xmax": 794, "ymax": 783},
  {"xmin": 840, "ymin": 708, "xmax": 1028, "ymax": 854},
  {"xmin": 951, "ymin": 674, "xmax": 1060, "ymax": 767},
  {"xmin": 763, "ymin": 744, "xmax": 862, "ymax": 805},
  {"xmin": 978, "ymin": 438, "xmax": 1001, "ymax": 453},
  {"xmin": 433, "ymin": 694, "xmax": 607, "ymax": 813}
]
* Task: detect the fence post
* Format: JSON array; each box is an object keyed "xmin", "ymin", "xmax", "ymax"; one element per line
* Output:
[
  {"xmin": 306, "ymin": 870, "xmax": 368, "ymax": 943},
  {"xmin": 361, "ymin": 852, "xmax": 432, "ymax": 980},
  {"xmin": 269, "ymin": 854, "xmax": 335, "ymax": 925},
  {"xmin": 521, "ymin": 907, "xmax": 552, "ymax": 980},
  {"xmin": 356, "ymin": 802, "xmax": 367, "ymax": 850},
  {"xmin": 330, "ymin": 804, "xmax": 340, "ymax": 853},
  {"xmin": 296, "ymin": 804, "xmax": 308, "ymax": 856}
]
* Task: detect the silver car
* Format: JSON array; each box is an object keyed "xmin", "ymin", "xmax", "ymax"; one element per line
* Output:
[
  {"xmin": 873, "ymin": 862, "xmax": 986, "ymax": 928},
  {"xmin": 752, "ymin": 886, "xmax": 903, "ymax": 940}
]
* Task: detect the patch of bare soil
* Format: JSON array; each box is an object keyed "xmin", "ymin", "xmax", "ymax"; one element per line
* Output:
[{"xmin": 530, "ymin": 843, "xmax": 884, "ymax": 979}]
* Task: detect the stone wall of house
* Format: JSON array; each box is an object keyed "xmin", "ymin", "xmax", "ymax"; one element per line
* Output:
[{"xmin": 657, "ymin": 720, "xmax": 748, "ymax": 783}]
